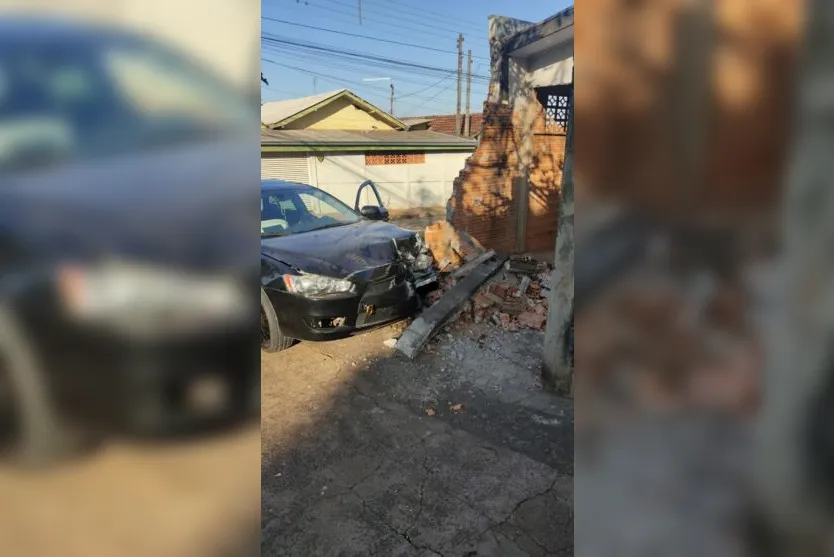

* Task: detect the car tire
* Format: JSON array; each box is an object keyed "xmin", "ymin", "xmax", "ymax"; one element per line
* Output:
[
  {"xmin": 0, "ymin": 305, "xmax": 87, "ymax": 467},
  {"xmin": 261, "ymin": 289, "xmax": 293, "ymax": 353}
]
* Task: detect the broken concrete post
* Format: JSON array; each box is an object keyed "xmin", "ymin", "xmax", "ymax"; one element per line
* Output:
[
  {"xmin": 542, "ymin": 88, "xmax": 574, "ymax": 394},
  {"xmin": 397, "ymin": 254, "xmax": 508, "ymax": 359},
  {"xmin": 756, "ymin": 0, "xmax": 834, "ymax": 548}
]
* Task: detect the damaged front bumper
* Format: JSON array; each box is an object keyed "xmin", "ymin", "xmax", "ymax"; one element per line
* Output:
[
  {"xmin": 263, "ymin": 230, "xmax": 438, "ymax": 342},
  {"xmin": 266, "ymin": 264, "xmax": 427, "ymax": 341},
  {"xmin": 394, "ymin": 231, "xmax": 438, "ymax": 289}
]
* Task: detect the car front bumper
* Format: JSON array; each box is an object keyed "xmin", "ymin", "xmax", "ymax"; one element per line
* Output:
[
  {"xmin": 18, "ymin": 305, "xmax": 260, "ymax": 436},
  {"xmin": 265, "ymin": 273, "xmax": 429, "ymax": 342}
]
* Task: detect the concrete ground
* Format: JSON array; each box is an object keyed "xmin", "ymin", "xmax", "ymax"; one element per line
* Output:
[
  {"xmin": 262, "ymin": 320, "xmax": 574, "ymax": 556},
  {"xmin": 0, "ymin": 426, "xmax": 261, "ymax": 557}
]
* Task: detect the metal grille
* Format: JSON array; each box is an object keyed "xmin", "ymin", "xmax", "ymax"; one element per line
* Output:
[
  {"xmin": 538, "ymin": 85, "xmax": 572, "ymax": 134},
  {"xmin": 365, "ymin": 152, "xmax": 425, "ymax": 165}
]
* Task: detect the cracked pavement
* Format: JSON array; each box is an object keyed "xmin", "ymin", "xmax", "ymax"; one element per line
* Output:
[{"xmin": 262, "ymin": 321, "xmax": 573, "ymax": 556}]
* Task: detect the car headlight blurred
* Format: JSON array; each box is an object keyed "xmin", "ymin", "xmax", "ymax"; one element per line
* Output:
[
  {"xmin": 282, "ymin": 273, "xmax": 355, "ymax": 297},
  {"xmin": 57, "ymin": 262, "xmax": 250, "ymax": 334}
]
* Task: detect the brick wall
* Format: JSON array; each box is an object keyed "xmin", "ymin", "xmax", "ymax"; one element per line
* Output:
[
  {"xmin": 577, "ymin": 0, "xmax": 805, "ymax": 217},
  {"xmin": 527, "ymin": 103, "xmax": 567, "ymax": 253},
  {"xmin": 448, "ymin": 96, "xmax": 566, "ymax": 253}
]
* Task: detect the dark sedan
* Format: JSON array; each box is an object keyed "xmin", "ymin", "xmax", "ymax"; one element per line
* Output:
[
  {"xmin": 260, "ymin": 180, "xmax": 437, "ymax": 352},
  {"xmin": 0, "ymin": 17, "xmax": 259, "ymax": 465}
]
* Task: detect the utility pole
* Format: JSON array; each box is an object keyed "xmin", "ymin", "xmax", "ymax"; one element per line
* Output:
[
  {"xmin": 389, "ymin": 82, "xmax": 394, "ymax": 115},
  {"xmin": 358, "ymin": 0, "xmax": 362, "ymax": 25},
  {"xmin": 464, "ymin": 49, "xmax": 472, "ymax": 137},
  {"xmin": 455, "ymin": 33, "xmax": 464, "ymax": 136}
]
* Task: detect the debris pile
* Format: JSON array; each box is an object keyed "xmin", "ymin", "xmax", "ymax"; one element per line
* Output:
[
  {"xmin": 423, "ymin": 220, "xmax": 487, "ymax": 272},
  {"xmin": 461, "ymin": 257, "xmax": 553, "ymax": 331},
  {"xmin": 421, "ymin": 220, "xmax": 553, "ymax": 332}
]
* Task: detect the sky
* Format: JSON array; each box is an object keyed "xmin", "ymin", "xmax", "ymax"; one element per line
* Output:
[{"xmin": 261, "ymin": 0, "xmax": 572, "ymax": 117}]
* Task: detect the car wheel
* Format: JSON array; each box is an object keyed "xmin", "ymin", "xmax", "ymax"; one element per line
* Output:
[
  {"xmin": 261, "ymin": 289, "xmax": 293, "ymax": 353},
  {"xmin": 0, "ymin": 306, "xmax": 88, "ymax": 467}
]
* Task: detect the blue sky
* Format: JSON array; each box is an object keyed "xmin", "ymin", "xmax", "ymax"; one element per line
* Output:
[{"xmin": 261, "ymin": 0, "xmax": 571, "ymax": 117}]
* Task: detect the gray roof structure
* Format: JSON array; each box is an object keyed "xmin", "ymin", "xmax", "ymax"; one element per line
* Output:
[{"xmin": 261, "ymin": 129, "xmax": 477, "ymax": 152}]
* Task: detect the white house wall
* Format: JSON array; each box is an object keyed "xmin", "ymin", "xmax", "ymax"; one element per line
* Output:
[
  {"xmin": 509, "ymin": 40, "xmax": 573, "ymax": 102},
  {"xmin": 308, "ymin": 151, "xmax": 472, "ymax": 211},
  {"xmin": 527, "ymin": 41, "xmax": 574, "ymax": 87}
]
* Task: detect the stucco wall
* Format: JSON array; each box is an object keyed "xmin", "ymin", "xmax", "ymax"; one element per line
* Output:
[
  {"xmin": 525, "ymin": 42, "xmax": 574, "ymax": 89},
  {"xmin": 312, "ymin": 151, "xmax": 472, "ymax": 211},
  {"xmin": 262, "ymin": 151, "xmax": 473, "ymax": 211}
]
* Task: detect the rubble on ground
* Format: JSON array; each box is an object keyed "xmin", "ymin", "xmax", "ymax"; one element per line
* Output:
[
  {"xmin": 420, "ymin": 220, "xmax": 553, "ymax": 332},
  {"xmin": 423, "ymin": 220, "xmax": 487, "ymax": 272}
]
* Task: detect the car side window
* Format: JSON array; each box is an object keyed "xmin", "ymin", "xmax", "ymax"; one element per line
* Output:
[{"xmin": 298, "ymin": 192, "xmax": 352, "ymax": 221}]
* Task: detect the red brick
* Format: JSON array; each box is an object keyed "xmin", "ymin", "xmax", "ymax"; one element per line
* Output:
[
  {"xmin": 518, "ymin": 311, "xmax": 547, "ymax": 330},
  {"xmin": 490, "ymin": 282, "xmax": 512, "ymax": 298},
  {"xmin": 472, "ymin": 292, "xmax": 495, "ymax": 309}
]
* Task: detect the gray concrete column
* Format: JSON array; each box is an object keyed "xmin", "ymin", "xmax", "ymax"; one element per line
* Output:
[{"xmin": 542, "ymin": 86, "xmax": 574, "ymax": 393}]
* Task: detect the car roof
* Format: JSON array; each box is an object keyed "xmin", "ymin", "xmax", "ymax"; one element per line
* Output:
[{"xmin": 261, "ymin": 179, "xmax": 314, "ymax": 191}]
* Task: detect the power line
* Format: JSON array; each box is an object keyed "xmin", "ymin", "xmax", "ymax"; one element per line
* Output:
[
  {"xmin": 262, "ymin": 58, "xmax": 466, "ymax": 112},
  {"xmin": 359, "ymin": 0, "xmax": 488, "ymax": 35},
  {"xmin": 261, "ymin": 17, "xmax": 490, "ymax": 60},
  {"xmin": 262, "ymin": 35, "xmax": 492, "ymax": 82},
  {"xmin": 406, "ymin": 80, "xmax": 458, "ymax": 113},
  {"xmin": 274, "ymin": 0, "xmax": 487, "ymax": 44},
  {"xmin": 276, "ymin": 51, "xmax": 486, "ymax": 98},
  {"xmin": 268, "ymin": 50, "xmax": 484, "ymax": 103},
  {"xmin": 262, "ymin": 43, "xmax": 488, "ymax": 95},
  {"xmin": 395, "ymin": 73, "xmax": 454, "ymax": 100},
  {"xmin": 314, "ymin": 0, "xmax": 489, "ymax": 41}
]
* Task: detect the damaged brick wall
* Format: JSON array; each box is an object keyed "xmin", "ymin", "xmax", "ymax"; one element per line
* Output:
[
  {"xmin": 444, "ymin": 13, "xmax": 570, "ymax": 255},
  {"xmin": 447, "ymin": 97, "xmax": 566, "ymax": 254},
  {"xmin": 576, "ymin": 0, "xmax": 806, "ymax": 216}
]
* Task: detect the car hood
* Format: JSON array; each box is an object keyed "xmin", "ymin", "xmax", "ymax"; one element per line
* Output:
[
  {"xmin": 0, "ymin": 133, "xmax": 257, "ymax": 273},
  {"xmin": 261, "ymin": 220, "xmax": 418, "ymax": 279}
]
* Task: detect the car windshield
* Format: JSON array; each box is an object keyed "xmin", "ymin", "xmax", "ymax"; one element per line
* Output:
[
  {"xmin": 261, "ymin": 186, "xmax": 362, "ymax": 237},
  {"xmin": 0, "ymin": 32, "xmax": 255, "ymax": 172}
]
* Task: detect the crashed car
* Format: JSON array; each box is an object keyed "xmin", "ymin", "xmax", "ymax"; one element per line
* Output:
[{"xmin": 260, "ymin": 179, "xmax": 437, "ymax": 352}]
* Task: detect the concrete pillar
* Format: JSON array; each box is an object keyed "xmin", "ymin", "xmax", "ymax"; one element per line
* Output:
[
  {"xmin": 756, "ymin": 0, "xmax": 834, "ymax": 548},
  {"xmin": 542, "ymin": 88, "xmax": 574, "ymax": 394}
]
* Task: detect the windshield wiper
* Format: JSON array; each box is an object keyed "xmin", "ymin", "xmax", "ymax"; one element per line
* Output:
[{"xmin": 306, "ymin": 221, "xmax": 356, "ymax": 232}]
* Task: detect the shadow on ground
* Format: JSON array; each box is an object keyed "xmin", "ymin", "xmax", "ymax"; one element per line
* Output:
[{"xmin": 261, "ymin": 321, "xmax": 574, "ymax": 556}]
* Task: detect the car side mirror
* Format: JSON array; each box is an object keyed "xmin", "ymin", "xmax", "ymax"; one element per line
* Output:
[{"xmin": 360, "ymin": 205, "xmax": 389, "ymax": 221}]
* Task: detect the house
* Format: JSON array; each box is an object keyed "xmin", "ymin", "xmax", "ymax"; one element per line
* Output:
[
  {"xmin": 261, "ymin": 89, "xmax": 477, "ymax": 214},
  {"xmin": 401, "ymin": 114, "xmax": 485, "ymax": 139},
  {"xmin": 446, "ymin": 8, "xmax": 574, "ymax": 255}
]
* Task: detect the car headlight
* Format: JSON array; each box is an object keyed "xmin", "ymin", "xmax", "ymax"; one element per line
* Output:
[
  {"xmin": 58, "ymin": 261, "xmax": 250, "ymax": 333},
  {"xmin": 282, "ymin": 273, "xmax": 355, "ymax": 297}
]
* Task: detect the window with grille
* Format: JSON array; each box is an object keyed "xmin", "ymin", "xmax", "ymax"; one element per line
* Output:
[
  {"xmin": 537, "ymin": 85, "xmax": 572, "ymax": 134},
  {"xmin": 365, "ymin": 152, "xmax": 425, "ymax": 165}
]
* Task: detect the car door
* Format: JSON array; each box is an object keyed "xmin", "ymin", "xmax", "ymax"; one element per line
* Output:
[{"xmin": 354, "ymin": 180, "xmax": 389, "ymax": 221}]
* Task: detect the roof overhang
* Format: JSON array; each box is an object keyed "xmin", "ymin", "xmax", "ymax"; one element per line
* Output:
[
  {"xmin": 504, "ymin": 6, "xmax": 574, "ymax": 58},
  {"xmin": 262, "ymin": 143, "xmax": 476, "ymax": 153},
  {"xmin": 268, "ymin": 89, "xmax": 409, "ymax": 131}
]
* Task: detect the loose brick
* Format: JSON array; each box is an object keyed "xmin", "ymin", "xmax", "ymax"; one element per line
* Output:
[{"xmin": 518, "ymin": 311, "xmax": 547, "ymax": 330}]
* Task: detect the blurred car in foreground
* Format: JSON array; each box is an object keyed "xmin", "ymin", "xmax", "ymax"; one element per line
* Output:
[
  {"xmin": 0, "ymin": 17, "xmax": 259, "ymax": 465},
  {"xmin": 260, "ymin": 179, "xmax": 437, "ymax": 352}
]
